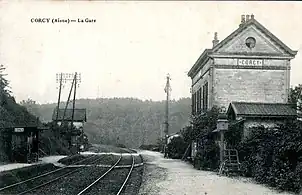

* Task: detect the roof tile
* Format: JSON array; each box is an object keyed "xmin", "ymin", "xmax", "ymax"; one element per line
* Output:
[{"xmin": 230, "ymin": 102, "xmax": 297, "ymax": 117}]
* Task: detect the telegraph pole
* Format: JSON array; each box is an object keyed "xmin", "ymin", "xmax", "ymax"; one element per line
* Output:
[
  {"xmin": 71, "ymin": 72, "xmax": 81, "ymax": 153},
  {"xmin": 71, "ymin": 72, "xmax": 78, "ymax": 129},
  {"xmin": 164, "ymin": 73, "xmax": 171, "ymax": 157},
  {"xmin": 61, "ymin": 76, "xmax": 75, "ymax": 126},
  {"xmin": 55, "ymin": 73, "xmax": 81, "ymax": 127},
  {"xmin": 55, "ymin": 73, "xmax": 63, "ymax": 123}
]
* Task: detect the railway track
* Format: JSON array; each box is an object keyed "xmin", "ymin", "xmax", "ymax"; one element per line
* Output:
[
  {"xmin": 76, "ymin": 150, "xmax": 135, "ymax": 195},
  {"xmin": 0, "ymin": 154, "xmax": 104, "ymax": 195},
  {"xmin": 1, "ymin": 149, "xmax": 141, "ymax": 195}
]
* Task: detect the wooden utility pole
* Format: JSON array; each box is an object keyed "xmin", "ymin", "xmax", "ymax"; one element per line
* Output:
[
  {"xmin": 61, "ymin": 76, "xmax": 75, "ymax": 149},
  {"xmin": 55, "ymin": 73, "xmax": 63, "ymax": 123},
  {"xmin": 164, "ymin": 73, "xmax": 171, "ymax": 157},
  {"xmin": 61, "ymin": 76, "xmax": 75, "ymax": 129},
  {"xmin": 71, "ymin": 72, "xmax": 77, "ymax": 129}
]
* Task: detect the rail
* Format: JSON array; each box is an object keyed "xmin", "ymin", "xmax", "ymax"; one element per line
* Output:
[
  {"xmin": 76, "ymin": 150, "xmax": 135, "ymax": 195},
  {"xmin": 76, "ymin": 154, "xmax": 122, "ymax": 195},
  {"xmin": 116, "ymin": 152, "xmax": 135, "ymax": 195},
  {"xmin": 1, "ymin": 149, "xmax": 139, "ymax": 195},
  {"xmin": 0, "ymin": 155, "xmax": 102, "ymax": 195}
]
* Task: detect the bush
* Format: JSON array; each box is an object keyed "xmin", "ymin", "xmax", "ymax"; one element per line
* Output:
[
  {"xmin": 228, "ymin": 121, "xmax": 302, "ymax": 193},
  {"xmin": 194, "ymin": 136, "xmax": 220, "ymax": 171},
  {"xmin": 181, "ymin": 107, "xmax": 221, "ymax": 169},
  {"xmin": 39, "ymin": 125, "xmax": 72, "ymax": 156},
  {"xmin": 167, "ymin": 136, "xmax": 187, "ymax": 159}
]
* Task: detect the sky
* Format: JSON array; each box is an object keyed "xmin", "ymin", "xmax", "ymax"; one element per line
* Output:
[{"xmin": 0, "ymin": 1, "xmax": 301, "ymax": 104}]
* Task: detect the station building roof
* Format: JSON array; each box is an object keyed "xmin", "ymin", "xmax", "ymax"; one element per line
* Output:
[
  {"xmin": 187, "ymin": 15, "xmax": 298, "ymax": 78},
  {"xmin": 227, "ymin": 102, "xmax": 297, "ymax": 119}
]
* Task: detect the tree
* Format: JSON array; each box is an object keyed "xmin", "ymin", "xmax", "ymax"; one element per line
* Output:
[
  {"xmin": 22, "ymin": 97, "xmax": 192, "ymax": 148},
  {"xmin": 289, "ymin": 84, "xmax": 302, "ymax": 104},
  {"xmin": 19, "ymin": 98, "xmax": 41, "ymax": 118},
  {"xmin": 182, "ymin": 106, "xmax": 220, "ymax": 143},
  {"xmin": 289, "ymin": 84, "xmax": 302, "ymax": 119},
  {"xmin": 180, "ymin": 106, "xmax": 221, "ymax": 170},
  {"xmin": 0, "ymin": 65, "xmax": 12, "ymax": 106},
  {"xmin": 167, "ymin": 136, "xmax": 187, "ymax": 159}
]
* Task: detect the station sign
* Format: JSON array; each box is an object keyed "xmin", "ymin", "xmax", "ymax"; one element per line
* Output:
[
  {"xmin": 14, "ymin": 128, "xmax": 25, "ymax": 132},
  {"xmin": 238, "ymin": 59, "xmax": 263, "ymax": 66}
]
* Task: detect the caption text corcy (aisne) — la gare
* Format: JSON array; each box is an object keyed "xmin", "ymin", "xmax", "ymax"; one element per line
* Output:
[{"xmin": 30, "ymin": 18, "xmax": 96, "ymax": 24}]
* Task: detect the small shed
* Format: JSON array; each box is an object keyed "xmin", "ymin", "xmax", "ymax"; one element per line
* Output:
[
  {"xmin": 227, "ymin": 102, "xmax": 297, "ymax": 138},
  {"xmin": 52, "ymin": 108, "xmax": 87, "ymax": 132},
  {"xmin": 1, "ymin": 126, "xmax": 44, "ymax": 163},
  {"xmin": 52, "ymin": 108, "xmax": 87, "ymax": 123}
]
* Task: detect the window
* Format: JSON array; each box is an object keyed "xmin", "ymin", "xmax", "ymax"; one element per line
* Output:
[
  {"xmin": 245, "ymin": 37, "xmax": 256, "ymax": 49},
  {"xmin": 192, "ymin": 92, "xmax": 196, "ymax": 115},
  {"xmin": 195, "ymin": 91, "xmax": 198, "ymax": 114},
  {"xmin": 197, "ymin": 89, "xmax": 200, "ymax": 114},
  {"xmin": 199, "ymin": 87, "xmax": 202, "ymax": 113},
  {"xmin": 203, "ymin": 82, "xmax": 209, "ymax": 111},
  {"xmin": 193, "ymin": 87, "xmax": 204, "ymax": 115}
]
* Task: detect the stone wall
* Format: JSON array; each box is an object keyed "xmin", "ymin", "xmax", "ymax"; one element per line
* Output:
[
  {"xmin": 213, "ymin": 68, "xmax": 288, "ymax": 109},
  {"xmin": 217, "ymin": 25, "xmax": 284, "ymax": 55},
  {"xmin": 189, "ymin": 21, "xmax": 295, "ymax": 113}
]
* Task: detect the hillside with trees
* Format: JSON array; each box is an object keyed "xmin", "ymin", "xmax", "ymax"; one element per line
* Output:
[
  {"xmin": 0, "ymin": 65, "xmax": 40, "ymax": 161},
  {"xmin": 0, "ymin": 65, "xmax": 73, "ymax": 162},
  {"xmin": 27, "ymin": 97, "xmax": 191, "ymax": 148}
]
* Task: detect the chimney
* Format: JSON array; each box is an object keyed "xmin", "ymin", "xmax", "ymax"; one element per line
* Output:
[
  {"xmin": 212, "ymin": 32, "xmax": 219, "ymax": 48},
  {"xmin": 251, "ymin": 14, "xmax": 255, "ymax": 19},
  {"xmin": 246, "ymin": 15, "xmax": 250, "ymax": 22},
  {"xmin": 239, "ymin": 15, "xmax": 246, "ymax": 27}
]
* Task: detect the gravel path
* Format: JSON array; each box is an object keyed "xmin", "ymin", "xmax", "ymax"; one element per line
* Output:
[{"xmin": 138, "ymin": 150, "xmax": 296, "ymax": 195}]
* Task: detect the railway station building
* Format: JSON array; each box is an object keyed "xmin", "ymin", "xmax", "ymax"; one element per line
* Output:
[
  {"xmin": 188, "ymin": 14, "xmax": 298, "ymax": 117},
  {"xmin": 187, "ymin": 14, "xmax": 299, "ymax": 151}
]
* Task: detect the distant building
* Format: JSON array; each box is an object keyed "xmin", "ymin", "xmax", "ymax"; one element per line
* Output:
[
  {"xmin": 187, "ymin": 14, "xmax": 298, "ymax": 115},
  {"xmin": 52, "ymin": 108, "xmax": 87, "ymax": 128}
]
